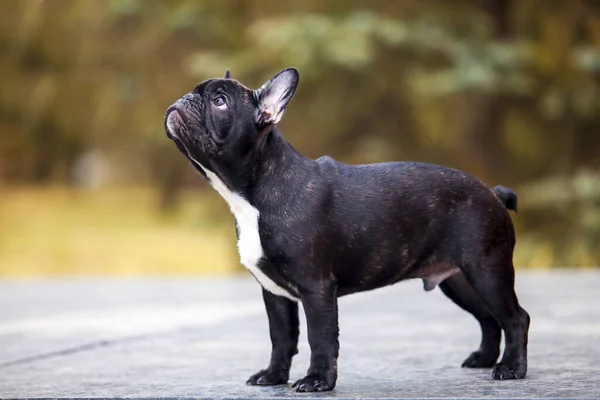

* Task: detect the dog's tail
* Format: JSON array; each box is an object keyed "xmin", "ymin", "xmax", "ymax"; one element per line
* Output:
[{"xmin": 493, "ymin": 185, "xmax": 518, "ymax": 213}]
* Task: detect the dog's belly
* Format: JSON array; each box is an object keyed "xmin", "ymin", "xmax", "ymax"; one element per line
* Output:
[
  {"xmin": 331, "ymin": 231, "xmax": 463, "ymax": 295},
  {"xmin": 336, "ymin": 260, "xmax": 460, "ymax": 297},
  {"xmin": 414, "ymin": 262, "xmax": 461, "ymax": 291},
  {"xmin": 198, "ymin": 163, "xmax": 299, "ymax": 301}
]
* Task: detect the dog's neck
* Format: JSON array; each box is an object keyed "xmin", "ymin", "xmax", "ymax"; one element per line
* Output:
[
  {"xmin": 203, "ymin": 127, "xmax": 317, "ymax": 207},
  {"xmin": 252, "ymin": 128, "xmax": 318, "ymax": 205}
]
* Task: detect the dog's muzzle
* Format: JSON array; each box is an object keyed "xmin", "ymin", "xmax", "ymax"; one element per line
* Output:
[
  {"xmin": 165, "ymin": 93, "xmax": 199, "ymax": 139},
  {"xmin": 165, "ymin": 108, "xmax": 184, "ymax": 139}
]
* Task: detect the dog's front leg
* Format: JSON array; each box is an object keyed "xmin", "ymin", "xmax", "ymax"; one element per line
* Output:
[
  {"xmin": 247, "ymin": 289, "xmax": 299, "ymax": 386},
  {"xmin": 293, "ymin": 283, "xmax": 339, "ymax": 392}
]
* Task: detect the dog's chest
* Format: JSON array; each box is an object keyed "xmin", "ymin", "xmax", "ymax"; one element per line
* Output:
[{"xmin": 199, "ymin": 167, "xmax": 298, "ymax": 302}]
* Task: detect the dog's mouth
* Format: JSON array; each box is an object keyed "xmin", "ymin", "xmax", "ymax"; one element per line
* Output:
[{"xmin": 164, "ymin": 105, "xmax": 211, "ymax": 180}]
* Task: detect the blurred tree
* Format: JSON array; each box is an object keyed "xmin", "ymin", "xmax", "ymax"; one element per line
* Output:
[{"xmin": 0, "ymin": 0, "xmax": 599, "ymax": 265}]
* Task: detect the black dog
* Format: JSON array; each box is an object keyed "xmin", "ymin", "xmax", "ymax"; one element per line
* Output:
[{"xmin": 164, "ymin": 68, "xmax": 530, "ymax": 392}]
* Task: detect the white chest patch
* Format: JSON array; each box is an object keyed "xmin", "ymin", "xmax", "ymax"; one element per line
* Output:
[{"xmin": 188, "ymin": 158, "xmax": 298, "ymax": 302}]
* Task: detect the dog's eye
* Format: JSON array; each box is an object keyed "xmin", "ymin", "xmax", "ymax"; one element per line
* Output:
[{"xmin": 213, "ymin": 96, "xmax": 227, "ymax": 109}]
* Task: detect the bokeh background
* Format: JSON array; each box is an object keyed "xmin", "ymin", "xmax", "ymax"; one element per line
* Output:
[{"xmin": 1, "ymin": 0, "xmax": 599, "ymax": 277}]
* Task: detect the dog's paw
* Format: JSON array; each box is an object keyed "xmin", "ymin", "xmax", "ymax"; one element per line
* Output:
[
  {"xmin": 492, "ymin": 361, "xmax": 527, "ymax": 380},
  {"xmin": 292, "ymin": 372, "xmax": 335, "ymax": 392},
  {"xmin": 462, "ymin": 350, "xmax": 499, "ymax": 368},
  {"xmin": 246, "ymin": 368, "xmax": 289, "ymax": 386}
]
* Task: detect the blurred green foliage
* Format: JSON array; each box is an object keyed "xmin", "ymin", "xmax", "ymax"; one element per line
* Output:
[{"xmin": 0, "ymin": 0, "xmax": 599, "ymax": 270}]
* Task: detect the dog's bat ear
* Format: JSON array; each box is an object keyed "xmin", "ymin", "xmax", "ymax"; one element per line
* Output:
[
  {"xmin": 224, "ymin": 69, "xmax": 231, "ymax": 79},
  {"xmin": 254, "ymin": 67, "xmax": 299, "ymax": 127}
]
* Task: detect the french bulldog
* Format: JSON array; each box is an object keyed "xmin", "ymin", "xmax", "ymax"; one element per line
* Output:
[{"xmin": 164, "ymin": 68, "xmax": 530, "ymax": 392}]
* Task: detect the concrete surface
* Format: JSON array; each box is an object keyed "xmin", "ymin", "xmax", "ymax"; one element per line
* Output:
[{"xmin": 0, "ymin": 270, "xmax": 599, "ymax": 399}]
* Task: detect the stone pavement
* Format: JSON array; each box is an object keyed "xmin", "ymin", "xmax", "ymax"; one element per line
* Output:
[{"xmin": 0, "ymin": 270, "xmax": 599, "ymax": 399}]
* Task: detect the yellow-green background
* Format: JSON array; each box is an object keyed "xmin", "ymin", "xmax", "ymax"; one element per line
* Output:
[{"xmin": 1, "ymin": 0, "xmax": 599, "ymax": 276}]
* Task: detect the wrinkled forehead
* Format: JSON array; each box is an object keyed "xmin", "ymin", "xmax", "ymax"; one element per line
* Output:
[{"xmin": 193, "ymin": 78, "xmax": 253, "ymax": 98}]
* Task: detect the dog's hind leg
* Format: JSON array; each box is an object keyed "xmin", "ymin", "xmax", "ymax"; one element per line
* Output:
[
  {"xmin": 462, "ymin": 255, "xmax": 530, "ymax": 380},
  {"xmin": 439, "ymin": 273, "xmax": 501, "ymax": 368}
]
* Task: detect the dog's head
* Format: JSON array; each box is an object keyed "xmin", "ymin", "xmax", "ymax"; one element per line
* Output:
[{"xmin": 164, "ymin": 68, "xmax": 299, "ymax": 181}]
